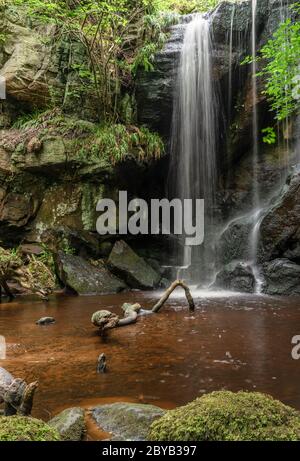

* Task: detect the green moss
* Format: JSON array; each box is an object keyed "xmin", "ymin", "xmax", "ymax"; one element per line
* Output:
[
  {"xmin": 149, "ymin": 391, "xmax": 300, "ymax": 441},
  {"xmin": 6, "ymin": 110, "xmax": 164, "ymax": 166},
  {"xmin": 0, "ymin": 416, "xmax": 61, "ymax": 441}
]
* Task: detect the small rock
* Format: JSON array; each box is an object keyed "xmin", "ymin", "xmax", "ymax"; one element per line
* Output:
[
  {"xmin": 48, "ymin": 407, "xmax": 86, "ymax": 441},
  {"xmin": 27, "ymin": 137, "xmax": 42, "ymax": 154},
  {"xmin": 36, "ymin": 317, "xmax": 55, "ymax": 325},
  {"xmin": 97, "ymin": 353, "xmax": 107, "ymax": 373}
]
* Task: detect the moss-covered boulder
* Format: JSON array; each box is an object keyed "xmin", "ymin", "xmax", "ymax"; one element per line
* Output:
[
  {"xmin": 48, "ymin": 407, "xmax": 86, "ymax": 441},
  {"xmin": 92, "ymin": 402, "xmax": 165, "ymax": 441},
  {"xmin": 0, "ymin": 416, "xmax": 61, "ymax": 441},
  {"xmin": 149, "ymin": 391, "xmax": 300, "ymax": 441}
]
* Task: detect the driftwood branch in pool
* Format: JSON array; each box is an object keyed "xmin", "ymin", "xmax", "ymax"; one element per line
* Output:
[
  {"xmin": 0, "ymin": 367, "xmax": 38, "ymax": 416},
  {"xmin": 151, "ymin": 280, "xmax": 195, "ymax": 312},
  {"xmin": 91, "ymin": 280, "xmax": 195, "ymax": 335}
]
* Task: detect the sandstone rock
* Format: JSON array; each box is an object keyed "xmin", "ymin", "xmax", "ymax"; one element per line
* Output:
[
  {"xmin": 108, "ymin": 240, "xmax": 161, "ymax": 289},
  {"xmin": 55, "ymin": 251, "xmax": 127, "ymax": 295},
  {"xmin": 20, "ymin": 243, "xmax": 44, "ymax": 255},
  {"xmin": 27, "ymin": 137, "xmax": 42, "ymax": 154}
]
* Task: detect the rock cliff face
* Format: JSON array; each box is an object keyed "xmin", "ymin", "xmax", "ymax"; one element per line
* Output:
[{"xmin": 0, "ymin": 4, "xmax": 98, "ymax": 120}]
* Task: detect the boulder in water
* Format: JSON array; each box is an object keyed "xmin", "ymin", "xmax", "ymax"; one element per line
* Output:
[
  {"xmin": 92, "ymin": 402, "xmax": 165, "ymax": 441},
  {"xmin": 262, "ymin": 258, "xmax": 300, "ymax": 296},
  {"xmin": 108, "ymin": 240, "xmax": 161, "ymax": 289},
  {"xmin": 213, "ymin": 261, "xmax": 255, "ymax": 293}
]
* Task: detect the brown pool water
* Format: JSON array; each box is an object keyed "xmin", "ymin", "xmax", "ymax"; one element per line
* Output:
[{"xmin": 1, "ymin": 291, "xmax": 300, "ymax": 433}]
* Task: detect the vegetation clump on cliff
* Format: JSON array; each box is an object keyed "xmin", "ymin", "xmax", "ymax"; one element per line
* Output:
[
  {"xmin": 149, "ymin": 391, "xmax": 300, "ymax": 441},
  {"xmin": 0, "ymin": 246, "xmax": 56, "ymax": 298}
]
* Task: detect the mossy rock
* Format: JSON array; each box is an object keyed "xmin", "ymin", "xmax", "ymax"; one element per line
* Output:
[
  {"xmin": 48, "ymin": 407, "xmax": 86, "ymax": 441},
  {"xmin": 0, "ymin": 416, "xmax": 61, "ymax": 441},
  {"xmin": 149, "ymin": 391, "xmax": 300, "ymax": 441},
  {"xmin": 92, "ymin": 402, "xmax": 165, "ymax": 441}
]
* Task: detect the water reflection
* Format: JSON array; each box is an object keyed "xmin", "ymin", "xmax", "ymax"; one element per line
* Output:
[{"xmin": 0, "ymin": 292, "xmax": 300, "ymax": 422}]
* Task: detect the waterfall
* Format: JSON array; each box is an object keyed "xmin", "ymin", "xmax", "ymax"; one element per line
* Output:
[
  {"xmin": 169, "ymin": 15, "xmax": 218, "ymax": 285},
  {"xmin": 227, "ymin": 3, "xmax": 236, "ymax": 122},
  {"xmin": 248, "ymin": 0, "xmax": 264, "ymax": 293}
]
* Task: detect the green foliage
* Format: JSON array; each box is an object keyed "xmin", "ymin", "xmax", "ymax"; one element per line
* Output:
[
  {"xmin": 0, "ymin": 246, "xmax": 22, "ymax": 267},
  {"xmin": 0, "ymin": 416, "xmax": 61, "ymax": 441},
  {"xmin": 131, "ymin": 43, "xmax": 157, "ymax": 75},
  {"xmin": 27, "ymin": 254, "xmax": 56, "ymax": 290},
  {"xmin": 257, "ymin": 10, "xmax": 300, "ymax": 122},
  {"xmin": 242, "ymin": 4, "xmax": 300, "ymax": 125},
  {"xmin": 149, "ymin": 391, "xmax": 300, "ymax": 441},
  {"xmin": 12, "ymin": 110, "xmax": 47, "ymax": 129},
  {"xmin": 7, "ymin": 109, "xmax": 164, "ymax": 165},
  {"xmin": 261, "ymin": 127, "xmax": 276, "ymax": 144},
  {"xmin": 152, "ymin": 0, "xmax": 221, "ymax": 14},
  {"xmin": 60, "ymin": 239, "xmax": 76, "ymax": 255},
  {"xmin": 7, "ymin": 0, "xmax": 158, "ymax": 120},
  {"xmin": 39, "ymin": 244, "xmax": 55, "ymax": 272},
  {"xmin": 4, "ymin": 0, "xmax": 223, "ymax": 120},
  {"xmin": 91, "ymin": 124, "xmax": 164, "ymax": 164},
  {"xmin": 0, "ymin": 33, "xmax": 6, "ymax": 43},
  {"xmin": 130, "ymin": 11, "xmax": 177, "ymax": 76}
]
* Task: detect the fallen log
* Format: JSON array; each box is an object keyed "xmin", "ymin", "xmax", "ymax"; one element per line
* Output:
[
  {"xmin": 0, "ymin": 367, "xmax": 38, "ymax": 416},
  {"xmin": 91, "ymin": 280, "xmax": 195, "ymax": 335}
]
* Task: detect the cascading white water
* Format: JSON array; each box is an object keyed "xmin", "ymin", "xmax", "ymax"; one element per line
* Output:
[
  {"xmin": 227, "ymin": 3, "xmax": 236, "ymax": 121},
  {"xmin": 249, "ymin": 0, "xmax": 264, "ymax": 293},
  {"xmin": 169, "ymin": 15, "xmax": 218, "ymax": 284}
]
